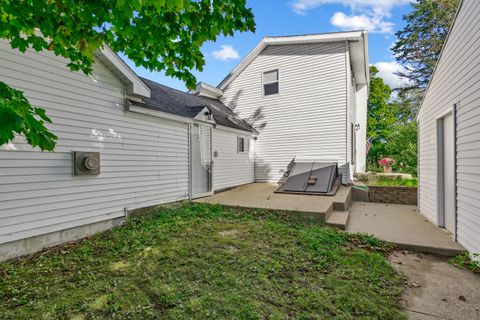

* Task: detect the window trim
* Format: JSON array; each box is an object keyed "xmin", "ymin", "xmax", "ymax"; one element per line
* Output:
[
  {"xmin": 237, "ymin": 136, "xmax": 245, "ymax": 153},
  {"xmin": 262, "ymin": 69, "xmax": 279, "ymax": 96}
]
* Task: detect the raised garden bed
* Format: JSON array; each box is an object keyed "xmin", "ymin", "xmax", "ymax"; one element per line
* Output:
[
  {"xmin": 368, "ymin": 185, "xmax": 417, "ymax": 205},
  {"xmin": 353, "ymin": 174, "xmax": 418, "ymax": 205}
]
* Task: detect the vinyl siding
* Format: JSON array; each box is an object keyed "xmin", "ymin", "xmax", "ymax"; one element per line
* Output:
[
  {"xmin": 221, "ymin": 42, "xmax": 348, "ymax": 182},
  {"xmin": 418, "ymin": 0, "xmax": 480, "ymax": 255},
  {"xmin": 0, "ymin": 41, "xmax": 189, "ymax": 244},
  {"xmin": 213, "ymin": 128, "xmax": 254, "ymax": 190}
]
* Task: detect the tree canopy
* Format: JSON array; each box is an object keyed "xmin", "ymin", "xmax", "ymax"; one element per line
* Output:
[
  {"xmin": 392, "ymin": 0, "xmax": 460, "ymax": 93},
  {"xmin": 367, "ymin": 66, "xmax": 417, "ymax": 175},
  {"xmin": 0, "ymin": 0, "xmax": 255, "ymax": 151},
  {"xmin": 367, "ymin": 66, "xmax": 393, "ymax": 144},
  {"xmin": 366, "ymin": 0, "xmax": 460, "ymax": 175}
]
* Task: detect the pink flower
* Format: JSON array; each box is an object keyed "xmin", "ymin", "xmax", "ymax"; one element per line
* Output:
[{"xmin": 379, "ymin": 157, "xmax": 396, "ymax": 167}]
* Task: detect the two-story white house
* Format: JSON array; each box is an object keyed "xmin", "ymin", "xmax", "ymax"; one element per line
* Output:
[{"xmin": 213, "ymin": 31, "xmax": 369, "ymax": 184}]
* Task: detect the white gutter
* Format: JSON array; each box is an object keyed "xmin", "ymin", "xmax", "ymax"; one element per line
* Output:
[
  {"xmin": 126, "ymin": 103, "xmax": 191, "ymax": 124},
  {"xmin": 214, "ymin": 124, "xmax": 258, "ymax": 136},
  {"xmin": 127, "ymin": 101, "xmax": 256, "ymax": 134}
]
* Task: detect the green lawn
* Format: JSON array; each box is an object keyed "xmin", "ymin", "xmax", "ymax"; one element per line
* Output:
[
  {"xmin": 0, "ymin": 203, "xmax": 405, "ymax": 319},
  {"xmin": 368, "ymin": 176, "xmax": 418, "ymax": 187}
]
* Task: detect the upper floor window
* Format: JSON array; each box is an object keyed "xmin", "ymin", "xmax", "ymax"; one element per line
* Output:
[{"xmin": 263, "ymin": 69, "xmax": 279, "ymax": 96}]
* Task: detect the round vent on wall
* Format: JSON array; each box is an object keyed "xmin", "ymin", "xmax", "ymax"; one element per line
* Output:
[{"xmin": 72, "ymin": 151, "xmax": 101, "ymax": 176}]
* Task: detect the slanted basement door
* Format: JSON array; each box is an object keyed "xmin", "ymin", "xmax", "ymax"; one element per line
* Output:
[{"xmin": 276, "ymin": 162, "xmax": 339, "ymax": 196}]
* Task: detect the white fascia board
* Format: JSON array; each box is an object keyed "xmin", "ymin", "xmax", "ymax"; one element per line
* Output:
[
  {"xmin": 214, "ymin": 124, "xmax": 257, "ymax": 136},
  {"xmin": 264, "ymin": 31, "xmax": 365, "ymax": 45},
  {"xmin": 362, "ymin": 32, "xmax": 370, "ymax": 90},
  {"xmin": 218, "ymin": 31, "xmax": 367, "ymax": 90},
  {"xmin": 127, "ymin": 103, "xmax": 254, "ymax": 135},
  {"xmin": 127, "ymin": 103, "xmax": 191, "ymax": 124},
  {"xmin": 217, "ymin": 38, "xmax": 267, "ymax": 90},
  {"xmin": 98, "ymin": 46, "xmax": 151, "ymax": 98}
]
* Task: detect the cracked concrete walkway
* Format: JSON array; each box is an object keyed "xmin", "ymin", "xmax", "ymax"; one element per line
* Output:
[{"xmin": 389, "ymin": 251, "xmax": 480, "ymax": 320}]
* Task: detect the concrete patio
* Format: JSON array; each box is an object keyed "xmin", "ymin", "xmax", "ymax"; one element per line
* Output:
[
  {"xmin": 194, "ymin": 183, "xmax": 351, "ymax": 225},
  {"xmin": 195, "ymin": 183, "xmax": 466, "ymax": 257},
  {"xmin": 347, "ymin": 202, "xmax": 465, "ymax": 256}
]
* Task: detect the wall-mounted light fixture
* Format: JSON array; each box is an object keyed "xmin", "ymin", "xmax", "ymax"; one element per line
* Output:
[
  {"xmin": 204, "ymin": 111, "xmax": 212, "ymax": 120},
  {"xmin": 355, "ymin": 123, "xmax": 361, "ymax": 131}
]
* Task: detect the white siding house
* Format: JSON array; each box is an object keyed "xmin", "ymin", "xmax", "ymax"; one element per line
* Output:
[
  {"xmin": 0, "ymin": 41, "xmax": 254, "ymax": 260},
  {"xmin": 219, "ymin": 32, "xmax": 369, "ymax": 183},
  {"xmin": 0, "ymin": 30, "xmax": 367, "ymax": 260},
  {"xmin": 212, "ymin": 128, "xmax": 254, "ymax": 191},
  {"xmin": 418, "ymin": 0, "xmax": 480, "ymax": 258}
]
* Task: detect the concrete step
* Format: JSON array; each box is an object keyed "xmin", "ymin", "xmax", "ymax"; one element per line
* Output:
[
  {"xmin": 333, "ymin": 186, "xmax": 351, "ymax": 211},
  {"xmin": 323, "ymin": 203, "xmax": 334, "ymax": 222},
  {"xmin": 326, "ymin": 210, "xmax": 350, "ymax": 230}
]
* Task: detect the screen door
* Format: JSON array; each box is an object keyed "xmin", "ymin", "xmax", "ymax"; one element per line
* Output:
[{"xmin": 191, "ymin": 124, "xmax": 212, "ymax": 198}]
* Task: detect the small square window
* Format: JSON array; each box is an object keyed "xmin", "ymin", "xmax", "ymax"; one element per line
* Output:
[{"xmin": 263, "ymin": 69, "xmax": 279, "ymax": 96}]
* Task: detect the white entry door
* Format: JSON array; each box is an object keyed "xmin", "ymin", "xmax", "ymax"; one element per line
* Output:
[
  {"xmin": 442, "ymin": 113, "xmax": 455, "ymax": 234},
  {"xmin": 191, "ymin": 124, "xmax": 212, "ymax": 198}
]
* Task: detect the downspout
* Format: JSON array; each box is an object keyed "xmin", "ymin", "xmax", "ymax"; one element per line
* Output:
[
  {"xmin": 345, "ymin": 40, "xmax": 350, "ymax": 183},
  {"xmin": 453, "ymin": 103, "xmax": 458, "ymax": 241}
]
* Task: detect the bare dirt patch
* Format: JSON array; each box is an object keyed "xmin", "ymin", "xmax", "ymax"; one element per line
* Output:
[
  {"xmin": 389, "ymin": 251, "xmax": 480, "ymax": 319},
  {"xmin": 218, "ymin": 229, "xmax": 239, "ymax": 237}
]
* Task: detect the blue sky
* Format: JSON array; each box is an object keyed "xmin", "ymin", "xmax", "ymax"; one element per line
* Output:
[{"xmin": 123, "ymin": 0, "xmax": 414, "ymax": 91}]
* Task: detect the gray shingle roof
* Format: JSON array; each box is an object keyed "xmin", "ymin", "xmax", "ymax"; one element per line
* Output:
[{"xmin": 137, "ymin": 78, "xmax": 254, "ymax": 132}]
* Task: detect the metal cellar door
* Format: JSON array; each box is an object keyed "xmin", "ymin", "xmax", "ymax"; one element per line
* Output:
[
  {"xmin": 191, "ymin": 124, "xmax": 212, "ymax": 198},
  {"xmin": 281, "ymin": 162, "xmax": 338, "ymax": 195}
]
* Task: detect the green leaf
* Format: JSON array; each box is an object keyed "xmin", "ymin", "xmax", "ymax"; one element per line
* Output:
[
  {"xmin": 0, "ymin": 81, "xmax": 57, "ymax": 151},
  {"xmin": 0, "ymin": 0, "xmax": 256, "ymax": 151}
]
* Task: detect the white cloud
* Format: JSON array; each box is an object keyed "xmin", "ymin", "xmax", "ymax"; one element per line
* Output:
[
  {"xmin": 374, "ymin": 61, "xmax": 410, "ymax": 89},
  {"xmin": 291, "ymin": 0, "xmax": 412, "ymax": 33},
  {"xmin": 330, "ymin": 12, "xmax": 393, "ymax": 33},
  {"xmin": 212, "ymin": 45, "xmax": 240, "ymax": 61},
  {"xmin": 291, "ymin": 0, "xmax": 411, "ymax": 15}
]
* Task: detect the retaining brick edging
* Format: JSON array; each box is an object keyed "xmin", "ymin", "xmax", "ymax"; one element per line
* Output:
[{"xmin": 368, "ymin": 186, "xmax": 417, "ymax": 205}]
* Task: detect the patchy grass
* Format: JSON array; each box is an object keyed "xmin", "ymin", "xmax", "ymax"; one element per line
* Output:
[
  {"xmin": 0, "ymin": 203, "xmax": 405, "ymax": 319},
  {"xmin": 449, "ymin": 252, "xmax": 480, "ymax": 273},
  {"xmin": 368, "ymin": 176, "xmax": 418, "ymax": 187}
]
